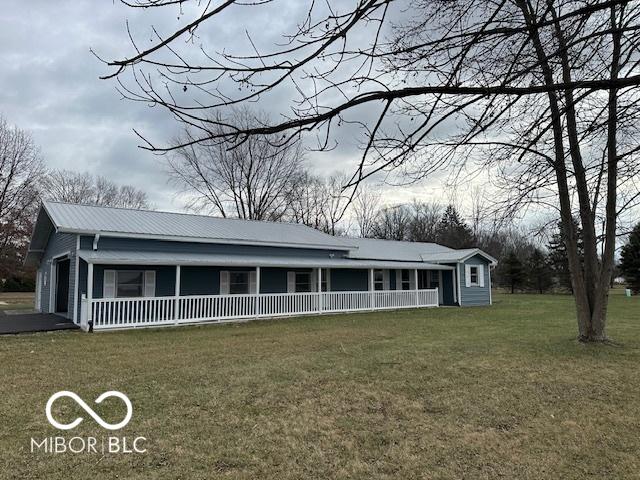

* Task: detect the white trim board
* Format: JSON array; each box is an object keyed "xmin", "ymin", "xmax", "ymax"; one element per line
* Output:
[{"xmin": 73, "ymin": 236, "xmax": 80, "ymax": 324}]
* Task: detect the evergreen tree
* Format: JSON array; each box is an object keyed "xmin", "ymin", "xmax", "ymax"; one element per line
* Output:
[
  {"xmin": 546, "ymin": 220, "xmax": 583, "ymax": 293},
  {"xmin": 620, "ymin": 223, "xmax": 640, "ymax": 293},
  {"xmin": 526, "ymin": 248, "xmax": 553, "ymax": 294},
  {"xmin": 500, "ymin": 251, "xmax": 526, "ymax": 293},
  {"xmin": 436, "ymin": 205, "xmax": 474, "ymax": 249}
]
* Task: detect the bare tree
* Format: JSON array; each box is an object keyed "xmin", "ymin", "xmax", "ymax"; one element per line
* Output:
[
  {"xmin": 103, "ymin": 0, "xmax": 640, "ymax": 342},
  {"xmin": 352, "ymin": 187, "xmax": 382, "ymax": 237},
  {"xmin": 0, "ymin": 117, "xmax": 43, "ymax": 278},
  {"xmin": 287, "ymin": 172, "xmax": 351, "ymax": 234},
  {"xmin": 169, "ymin": 109, "xmax": 304, "ymax": 220},
  {"xmin": 41, "ymin": 170, "xmax": 149, "ymax": 209},
  {"xmin": 287, "ymin": 172, "xmax": 327, "ymax": 229},
  {"xmin": 372, "ymin": 205, "xmax": 413, "ymax": 240},
  {"xmin": 323, "ymin": 173, "xmax": 352, "ymax": 235},
  {"xmin": 408, "ymin": 200, "xmax": 442, "ymax": 242}
]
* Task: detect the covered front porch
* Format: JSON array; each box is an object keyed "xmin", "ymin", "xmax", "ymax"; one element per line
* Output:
[{"xmin": 77, "ymin": 251, "xmax": 455, "ymax": 331}]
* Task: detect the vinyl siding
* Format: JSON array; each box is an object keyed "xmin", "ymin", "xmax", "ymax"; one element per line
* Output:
[
  {"xmin": 330, "ymin": 269, "xmax": 368, "ymax": 291},
  {"xmin": 458, "ymin": 255, "xmax": 491, "ymax": 306},
  {"xmin": 37, "ymin": 232, "xmax": 77, "ymax": 318},
  {"xmin": 179, "ymin": 266, "xmax": 260, "ymax": 295},
  {"xmin": 80, "ymin": 236, "xmax": 347, "ymax": 259},
  {"xmin": 92, "ymin": 265, "xmax": 176, "ymax": 298}
]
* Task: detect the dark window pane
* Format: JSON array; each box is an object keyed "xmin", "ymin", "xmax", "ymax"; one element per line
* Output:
[
  {"xmin": 116, "ymin": 271, "xmax": 144, "ymax": 298},
  {"xmin": 295, "ymin": 272, "xmax": 311, "ymax": 292},
  {"xmin": 229, "ymin": 272, "xmax": 249, "ymax": 294}
]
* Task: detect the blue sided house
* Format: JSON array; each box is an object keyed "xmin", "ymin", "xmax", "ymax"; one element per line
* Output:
[{"xmin": 25, "ymin": 201, "xmax": 497, "ymax": 331}]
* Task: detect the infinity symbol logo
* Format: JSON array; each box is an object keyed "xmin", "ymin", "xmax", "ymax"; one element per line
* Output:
[{"xmin": 45, "ymin": 391, "xmax": 133, "ymax": 431}]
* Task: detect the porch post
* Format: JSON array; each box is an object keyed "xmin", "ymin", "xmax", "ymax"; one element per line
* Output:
[
  {"xmin": 255, "ymin": 266, "xmax": 261, "ymax": 317},
  {"xmin": 317, "ymin": 268, "xmax": 323, "ymax": 313},
  {"xmin": 174, "ymin": 265, "xmax": 181, "ymax": 324},
  {"xmin": 414, "ymin": 268, "xmax": 419, "ymax": 307},
  {"xmin": 87, "ymin": 263, "xmax": 93, "ymax": 326},
  {"xmin": 369, "ymin": 268, "xmax": 374, "ymax": 310}
]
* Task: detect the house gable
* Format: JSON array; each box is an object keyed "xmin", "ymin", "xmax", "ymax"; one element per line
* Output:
[{"xmin": 458, "ymin": 254, "xmax": 492, "ymax": 306}]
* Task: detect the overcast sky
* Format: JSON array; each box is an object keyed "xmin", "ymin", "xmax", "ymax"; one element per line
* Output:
[{"xmin": 0, "ymin": 0, "xmax": 466, "ymax": 214}]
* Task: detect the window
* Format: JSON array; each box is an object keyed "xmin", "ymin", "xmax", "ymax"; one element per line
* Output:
[
  {"xmin": 116, "ymin": 271, "xmax": 144, "ymax": 298},
  {"xmin": 295, "ymin": 272, "xmax": 312, "ymax": 293},
  {"xmin": 229, "ymin": 272, "xmax": 250, "ymax": 294},
  {"xmin": 401, "ymin": 270, "xmax": 411, "ymax": 290},
  {"xmin": 469, "ymin": 266, "xmax": 479, "ymax": 286},
  {"xmin": 320, "ymin": 269, "xmax": 329, "ymax": 292},
  {"xmin": 429, "ymin": 270, "xmax": 440, "ymax": 289},
  {"xmin": 374, "ymin": 270, "xmax": 385, "ymax": 291}
]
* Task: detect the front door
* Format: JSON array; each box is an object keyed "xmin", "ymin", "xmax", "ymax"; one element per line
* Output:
[{"xmin": 55, "ymin": 259, "xmax": 70, "ymax": 313}]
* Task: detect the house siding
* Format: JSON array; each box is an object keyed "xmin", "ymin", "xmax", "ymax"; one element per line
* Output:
[
  {"xmin": 37, "ymin": 232, "xmax": 77, "ymax": 318},
  {"xmin": 80, "ymin": 236, "xmax": 347, "ymax": 259},
  {"xmin": 92, "ymin": 265, "xmax": 176, "ymax": 298},
  {"xmin": 458, "ymin": 255, "xmax": 491, "ymax": 306},
  {"xmin": 330, "ymin": 269, "xmax": 368, "ymax": 291},
  {"xmin": 180, "ymin": 266, "xmax": 265, "ymax": 295}
]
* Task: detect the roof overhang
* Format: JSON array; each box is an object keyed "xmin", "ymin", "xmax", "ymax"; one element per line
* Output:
[
  {"xmin": 421, "ymin": 248, "xmax": 498, "ymax": 266},
  {"xmin": 77, "ymin": 250, "xmax": 455, "ymax": 270},
  {"xmin": 24, "ymin": 204, "xmax": 55, "ymax": 267}
]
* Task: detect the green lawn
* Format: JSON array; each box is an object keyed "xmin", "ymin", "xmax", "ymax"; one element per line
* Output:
[
  {"xmin": 1, "ymin": 292, "xmax": 639, "ymax": 479},
  {"xmin": 0, "ymin": 292, "xmax": 34, "ymax": 311}
]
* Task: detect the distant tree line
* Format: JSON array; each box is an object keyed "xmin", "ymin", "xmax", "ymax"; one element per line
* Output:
[
  {"xmin": 351, "ymin": 195, "xmax": 591, "ymax": 294},
  {"xmin": 620, "ymin": 223, "xmax": 640, "ymax": 294},
  {"xmin": 0, "ymin": 116, "xmax": 149, "ymax": 292},
  {"xmin": 2, "ymin": 110, "xmax": 636, "ymax": 297}
]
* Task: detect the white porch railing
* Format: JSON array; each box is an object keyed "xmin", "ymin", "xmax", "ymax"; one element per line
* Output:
[{"xmin": 81, "ymin": 288, "xmax": 438, "ymax": 331}]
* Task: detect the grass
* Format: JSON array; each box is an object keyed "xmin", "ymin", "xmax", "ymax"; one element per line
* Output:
[
  {"xmin": 1, "ymin": 291, "xmax": 639, "ymax": 479},
  {"xmin": 0, "ymin": 292, "xmax": 34, "ymax": 311}
]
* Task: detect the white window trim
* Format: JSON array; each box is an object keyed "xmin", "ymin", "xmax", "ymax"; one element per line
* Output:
[
  {"xmin": 464, "ymin": 264, "xmax": 485, "ymax": 288},
  {"xmin": 227, "ymin": 270, "xmax": 252, "ymax": 295},
  {"xmin": 294, "ymin": 271, "xmax": 313, "ymax": 293},
  {"xmin": 49, "ymin": 251, "xmax": 71, "ymax": 314},
  {"xmin": 374, "ymin": 269, "xmax": 385, "ymax": 291},
  {"xmin": 105, "ymin": 269, "xmax": 156, "ymax": 298},
  {"xmin": 469, "ymin": 265, "xmax": 480, "ymax": 286}
]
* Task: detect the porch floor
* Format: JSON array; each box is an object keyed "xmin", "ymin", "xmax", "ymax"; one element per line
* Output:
[{"xmin": 0, "ymin": 311, "xmax": 79, "ymax": 335}]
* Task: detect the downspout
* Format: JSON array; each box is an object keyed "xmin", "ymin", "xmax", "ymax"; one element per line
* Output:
[{"xmin": 457, "ymin": 263, "xmax": 462, "ymax": 307}]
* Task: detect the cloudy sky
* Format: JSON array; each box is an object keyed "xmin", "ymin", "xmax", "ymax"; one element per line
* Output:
[{"xmin": 0, "ymin": 0, "xmax": 467, "ymax": 213}]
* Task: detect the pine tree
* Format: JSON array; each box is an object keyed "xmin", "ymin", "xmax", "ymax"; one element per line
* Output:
[
  {"xmin": 526, "ymin": 248, "xmax": 553, "ymax": 294},
  {"xmin": 500, "ymin": 251, "xmax": 525, "ymax": 294},
  {"xmin": 620, "ymin": 223, "xmax": 640, "ymax": 293},
  {"xmin": 546, "ymin": 219, "xmax": 583, "ymax": 293},
  {"xmin": 436, "ymin": 205, "xmax": 474, "ymax": 249}
]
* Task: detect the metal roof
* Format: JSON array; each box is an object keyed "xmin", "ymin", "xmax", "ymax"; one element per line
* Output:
[
  {"xmin": 77, "ymin": 250, "xmax": 454, "ymax": 270},
  {"xmin": 346, "ymin": 237, "xmax": 453, "ymax": 261},
  {"xmin": 26, "ymin": 202, "xmax": 496, "ymax": 268},
  {"xmin": 419, "ymin": 248, "xmax": 498, "ymax": 265},
  {"xmin": 41, "ymin": 201, "xmax": 356, "ymax": 251},
  {"xmin": 345, "ymin": 238, "xmax": 497, "ymax": 265}
]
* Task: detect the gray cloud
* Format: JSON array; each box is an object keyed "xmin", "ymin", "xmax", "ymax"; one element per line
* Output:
[{"xmin": 0, "ymin": 0, "xmax": 464, "ymax": 214}]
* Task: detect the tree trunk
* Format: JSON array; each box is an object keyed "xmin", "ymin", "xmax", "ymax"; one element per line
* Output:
[
  {"xmin": 518, "ymin": 0, "xmax": 610, "ymax": 343},
  {"xmin": 586, "ymin": 4, "xmax": 623, "ymax": 343}
]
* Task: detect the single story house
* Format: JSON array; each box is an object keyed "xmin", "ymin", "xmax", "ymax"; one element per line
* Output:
[{"xmin": 25, "ymin": 201, "xmax": 497, "ymax": 331}]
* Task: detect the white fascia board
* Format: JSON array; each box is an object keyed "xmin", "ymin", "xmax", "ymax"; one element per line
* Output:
[{"xmin": 426, "ymin": 249, "xmax": 498, "ymax": 266}]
